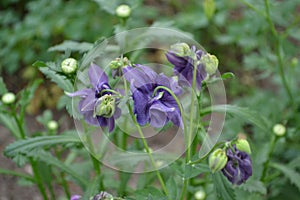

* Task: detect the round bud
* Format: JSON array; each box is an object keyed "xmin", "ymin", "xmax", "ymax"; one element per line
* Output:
[
  {"xmin": 291, "ymin": 58, "xmax": 298, "ymax": 67},
  {"xmin": 235, "ymin": 139, "xmax": 251, "ymax": 154},
  {"xmin": 201, "ymin": 53, "xmax": 219, "ymax": 75},
  {"xmin": 47, "ymin": 120, "xmax": 58, "ymax": 131},
  {"xmin": 115, "ymin": 4, "xmax": 131, "ymax": 18},
  {"xmin": 61, "ymin": 58, "xmax": 78, "ymax": 74},
  {"xmin": 209, "ymin": 148, "xmax": 228, "ymax": 173},
  {"xmin": 2, "ymin": 92, "xmax": 16, "ymax": 104},
  {"xmin": 109, "ymin": 60, "xmax": 122, "ymax": 70},
  {"xmin": 170, "ymin": 43, "xmax": 191, "ymax": 57},
  {"xmin": 194, "ymin": 189, "xmax": 206, "ymax": 200},
  {"xmin": 273, "ymin": 124, "xmax": 286, "ymax": 136}
]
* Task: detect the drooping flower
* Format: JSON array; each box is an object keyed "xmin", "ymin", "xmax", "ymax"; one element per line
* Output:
[
  {"xmin": 221, "ymin": 145, "xmax": 252, "ymax": 185},
  {"xmin": 123, "ymin": 65, "xmax": 182, "ymax": 128},
  {"xmin": 67, "ymin": 64, "xmax": 120, "ymax": 132},
  {"xmin": 166, "ymin": 44, "xmax": 207, "ymax": 89}
]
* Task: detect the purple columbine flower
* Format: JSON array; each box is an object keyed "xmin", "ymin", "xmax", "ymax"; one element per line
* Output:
[
  {"xmin": 221, "ymin": 145, "xmax": 252, "ymax": 185},
  {"xmin": 70, "ymin": 195, "xmax": 81, "ymax": 200},
  {"xmin": 166, "ymin": 45, "xmax": 207, "ymax": 89},
  {"xmin": 67, "ymin": 64, "xmax": 120, "ymax": 132},
  {"xmin": 123, "ymin": 65, "xmax": 182, "ymax": 128}
]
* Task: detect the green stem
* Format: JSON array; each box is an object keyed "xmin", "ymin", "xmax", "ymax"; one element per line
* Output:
[
  {"xmin": 180, "ymin": 55, "xmax": 198, "ymax": 200},
  {"xmin": 263, "ymin": 0, "xmax": 294, "ymax": 106},
  {"xmin": 60, "ymin": 172, "xmax": 71, "ymax": 199},
  {"xmin": 261, "ymin": 135, "xmax": 278, "ymax": 182},
  {"xmin": 12, "ymin": 112, "xmax": 48, "ymax": 200},
  {"xmin": 127, "ymin": 103, "xmax": 169, "ymax": 198}
]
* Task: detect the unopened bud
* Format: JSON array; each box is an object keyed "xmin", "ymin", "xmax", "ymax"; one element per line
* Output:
[
  {"xmin": 291, "ymin": 58, "xmax": 298, "ymax": 67},
  {"xmin": 170, "ymin": 43, "xmax": 191, "ymax": 57},
  {"xmin": 116, "ymin": 4, "xmax": 131, "ymax": 18},
  {"xmin": 94, "ymin": 95, "xmax": 115, "ymax": 118},
  {"xmin": 2, "ymin": 92, "xmax": 16, "ymax": 104},
  {"xmin": 47, "ymin": 120, "xmax": 58, "ymax": 131},
  {"xmin": 194, "ymin": 189, "xmax": 206, "ymax": 200},
  {"xmin": 273, "ymin": 124, "xmax": 286, "ymax": 136},
  {"xmin": 209, "ymin": 148, "xmax": 228, "ymax": 173},
  {"xmin": 61, "ymin": 58, "xmax": 77, "ymax": 74},
  {"xmin": 235, "ymin": 139, "xmax": 251, "ymax": 154},
  {"xmin": 201, "ymin": 53, "xmax": 219, "ymax": 75}
]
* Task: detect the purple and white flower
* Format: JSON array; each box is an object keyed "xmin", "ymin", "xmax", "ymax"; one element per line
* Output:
[
  {"xmin": 123, "ymin": 65, "xmax": 182, "ymax": 128},
  {"xmin": 67, "ymin": 64, "xmax": 120, "ymax": 132}
]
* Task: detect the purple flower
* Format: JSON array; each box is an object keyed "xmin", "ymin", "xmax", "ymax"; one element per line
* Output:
[
  {"xmin": 166, "ymin": 46, "xmax": 207, "ymax": 89},
  {"xmin": 221, "ymin": 145, "xmax": 252, "ymax": 185},
  {"xmin": 70, "ymin": 195, "xmax": 81, "ymax": 200},
  {"xmin": 123, "ymin": 65, "xmax": 182, "ymax": 128},
  {"xmin": 67, "ymin": 64, "xmax": 120, "ymax": 132}
]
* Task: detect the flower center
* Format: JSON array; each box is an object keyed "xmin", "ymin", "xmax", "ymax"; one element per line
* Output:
[{"xmin": 95, "ymin": 83, "xmax": 111, "ymax": 98}]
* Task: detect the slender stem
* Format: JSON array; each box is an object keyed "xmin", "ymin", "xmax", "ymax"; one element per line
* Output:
[
  {"xmin": 12, "ymin": 112, "xmax": 48, "ymax": 200},
  {"xmin": 263, "ymin": 0, "xmax": 294, "ymax": 106},
  {"xmin": 60, "ymin": 172, "xmax": 71, "ymax": 199},
  {"xmin": 261, "ymin": 135, "xmax": 278, "ymax": 182},
  {"xmin": 127, "ymin": 103, "xmax": 169, "ymax": 198},
  {"xmin": 180, "ymin": 56, "xmax": 198, "ymax": 200}
]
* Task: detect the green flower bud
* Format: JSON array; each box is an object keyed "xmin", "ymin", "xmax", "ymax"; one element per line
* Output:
[
  {"xmin": 115, "ymin": 4, "xmax": 131, "ymax": 18},
  {"xmin": 291, "ymin": 57, "xmax": 298, "ymax": 67},
  {"xmin": 47, "ymin": 120, "xmax": 58, "ymax": 131},
  {"xmin": 109, "ymin": 57, "xmax": 130, "ymax": 70},
  {"xmin": 2, "ymin": 92, "xmax": 16, "ymax": 104},
  {"xmin": 209, "ymin": 148, "xmax": 228, "ymax": 173},
  {"xmin": 235, "ymin": 139, "xmax": 251, "ymax": 154},
  {"xmin": 94, "ymin": 95, "xmax": 116, "ymax": 118},
  {"xmin": 273, "ymin": 124, "xmax": 286, "ymax": 136},
  {"xmin": 194, "ymin": 189, "xmax": 206, "ymax": 200},
  {"xmin": 61, "ymin": 58, "xmax": 78, "ymax": 74},
  {"xmin": 200, "ymin": 53, "xmax": 219, "ymax": 75},
  {"xmin": 170, "ymin": 43, "xmax": 191, "ymax": 57}
]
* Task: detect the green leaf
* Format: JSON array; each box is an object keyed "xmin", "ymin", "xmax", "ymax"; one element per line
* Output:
[
  {"xmin": 4, "ymin": 134, "xmax": 81, "ymax": 157},
  {"xmin": 166, "ymin": 177, "xmax": 178, "ymax": 200},
  {"xmin": 201, "ymin": 105, "xmax": 270, "ymax": 131},
  {"xmin": 48, "ymin": 40, "xmax": 93, "ymax": 52},
  {"xmin": 18, "ymin": 79, "xmax": 43, "ymax": 108},
  {"xmin": 134, "ymin": 187, "xmax": 167, "ymax": 200},
  {"xmin": 212, "ymin": 172, "xmax": 236, "ymax": 200},
  {"xmin": 0, "ymin": 167, "xmax": 35, "ymax": 182},
  {"xmin": 0, "ymin": 77, "xmax": 8, "ymax": 95},
  {"xmin": 82, "ymin": 174, "xmax": 102, "ymax": 199},
  {"xmin": 185, "ymin": 163, "xmax": 210, "ymax": 179},
  {"xmin": 240, "ymin": 179, "xmax": 267, "ymax": 195},
  {"xmin": 270, "ymin": 162, "xmax": 300, "ymax": 192},
  {"xmin": 81, "ymin": 38, "xmax": 108, "ymax": 68},
  {"xmin": 39, "ymin": 67, "xmax": 73, "ymax": 92},
  {"xmin": 0, "ymin": 113, "xmax": 20, "ymax": 138}
]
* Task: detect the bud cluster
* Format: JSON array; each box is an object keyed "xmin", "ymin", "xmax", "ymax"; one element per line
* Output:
[{"xmin": 208, "ymin": 138, "xmax": 252, "ymax": 185}]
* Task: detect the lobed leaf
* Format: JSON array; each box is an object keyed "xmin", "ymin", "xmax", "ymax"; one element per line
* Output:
[
  {"xmin": 48, "ymin": 40, "xmax": 93, "ymax": 52},
  {"xmin": 201, "ymin": 105, "xmax": 270, "ymax": 131},
  {"xmin": 212, "ymin": 172, "xmax": 236, "ymax": 200},
  {"xmin": 270, "ymin": 162, "xmax": 300, "ymax": 192}
]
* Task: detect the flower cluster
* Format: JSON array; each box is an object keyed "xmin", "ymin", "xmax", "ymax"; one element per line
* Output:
[
  {"xmin": 209, "ymin": 139, "xmax": 252, "ymax": 185},
  {"xmin": 68, "ymin": 43, "xmax": 218, "ymax": 132}
]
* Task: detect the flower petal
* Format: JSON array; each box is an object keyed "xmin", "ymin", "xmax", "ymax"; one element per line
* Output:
[
  {"xmin": 123, "ymin": 66, "xmax": 156, "ymax": 89},
  {"xmin": 149, "ymin": 102, "xmax": 175, "ymax": 128},
  {"xmin": 89, "ymin": 63, "xmax": 108, "ymax": 88},
  {"xmin": 66, "ymin": 88, "xmax": 93, "ymax": 97},
  {"xmin": 132, "ymin": 89, "xmax": 150, "ymax": 126}
]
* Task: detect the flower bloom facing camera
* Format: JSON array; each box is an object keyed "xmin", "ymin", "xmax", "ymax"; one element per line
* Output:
[
  {"xmin": 123, "ymin": 65, "xmax": 182, "ymax": 128},
  {"xmin": 67, "ymin": 64, "xmax": 120, "ymax": 132},
  {"xmin": 222, "ymin": 145, "xmax": 252, "ymax": 185}
]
